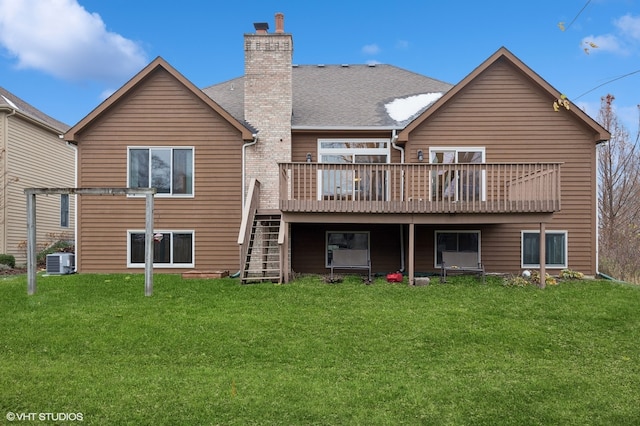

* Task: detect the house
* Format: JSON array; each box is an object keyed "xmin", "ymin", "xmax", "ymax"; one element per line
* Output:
[
  {"xmin": 64, "ymin": 14, "xmax": 609, "ymax": 283},
  {"xmin": 0, "ymin": 87, "xmax": 75, "ymax": 265}
]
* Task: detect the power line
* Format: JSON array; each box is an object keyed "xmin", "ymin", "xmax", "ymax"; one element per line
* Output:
[
  {"xmin": 574, "ymin": 69, "xmax": 640, "ymax": 100},
  {"xmin": 565, "ymin": 0, "xmax": 592, "ymax": 31}
]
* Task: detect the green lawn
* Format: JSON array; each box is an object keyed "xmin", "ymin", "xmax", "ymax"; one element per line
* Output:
[{"xmin": 1, "ymin": 273, "xmax": 639, "ymax": 425}]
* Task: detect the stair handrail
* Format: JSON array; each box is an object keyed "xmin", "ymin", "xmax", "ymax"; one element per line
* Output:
[
  {"xmin": 238, "ymin": 179, "xmax": 261, "ymax": 273},
  {"xmin": 278, "ymin": 216, "xmax": 286, "ymax": 283}
]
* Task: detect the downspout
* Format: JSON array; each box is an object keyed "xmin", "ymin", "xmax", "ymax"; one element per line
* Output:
[
  {"xmin": 242, "ymin": 134, "xmax": 258, "ymax": 208},
  {"xmin": 236, "ymin": 134, "xmax": 258, "ymax": 279},
  {"xmin": 2, "ymin": 109, "xmax": 16, "ymax": 256},
  {"xmin": 390, "ymin": 129, "xmax": 406, "ymax": 272},
  {"xmin": 66, "ymin": 138, "xmax": 78, "ymax": 272},
  {"xmin": 390, "ymin": 129, "xmax": 404, "ymax": 163}
]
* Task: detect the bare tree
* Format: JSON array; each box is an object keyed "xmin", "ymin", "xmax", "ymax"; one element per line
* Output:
[{"xmin": 597, "ymin": 94, "xmax": 640, "ymax": 282}]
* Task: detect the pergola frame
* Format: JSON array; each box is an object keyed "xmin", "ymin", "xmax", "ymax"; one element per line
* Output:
[{"xmin": 24, "ymin": 188, "xmax": 156, "ymax": 296}]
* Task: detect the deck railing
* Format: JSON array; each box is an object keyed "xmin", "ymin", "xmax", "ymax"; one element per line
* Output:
[{"xmin": 279, "ymin": 162, "xmax": 562, "ymax": 214}]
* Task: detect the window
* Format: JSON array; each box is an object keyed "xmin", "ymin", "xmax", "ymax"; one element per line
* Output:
[
  {"xmin": 318, "ymin": 139, "xmax": 389, "ymax": 201},
  {"xmin": 435, "ymin": 230, "xmax": 480, "ymax": 267},
  {"xmin": 521, "ymin": 231, "xmax": 567, "ymax": 268},
  {"xmin": 128, "ymin": 230, "xmax": 194, "ymax": 268},
  {"xmin": 429, "ymin": 147, "xmax": 485, "ymax": 202},
  {"xmin": 326, "ymin": 231, "xmax": 369, "ymax": 267},
  {"xmin": 129, "ymin": 147, "xmax": 193, "ymax": 196},
  {"xmin": 60, "ymin": 194, "xmax": 69, "ymax": 228}
]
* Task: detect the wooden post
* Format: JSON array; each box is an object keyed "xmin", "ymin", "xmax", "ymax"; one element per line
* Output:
[
  {"xmin": 279, "ymin": 219, "xmax": 289, "ymax": 283},
  {"xmin": 24, "ymin": 187, "xmax": 156, "ymax": 295},
  {"xmin": 144, "ymin": 192, "xmax": 154, "ymax": 296},
  {"xmin": 408, "ymin": 223, "xmax": 415, "ymax": 285},
  {"xmin": 539, "ymin": 222, "xmax": 546, "ymax": 289},
  {"xmin": 26, "ymin": 192, "xmax": 37, "ymax": 295}
]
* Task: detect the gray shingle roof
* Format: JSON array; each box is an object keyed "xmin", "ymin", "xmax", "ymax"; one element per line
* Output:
[
  {"xmin": 203, "ymin": 64, "xmax": 453, "ymax": 129},
  {"xmin": 0, "ymin": 87, "xmax": 70, "ymax": 132}
]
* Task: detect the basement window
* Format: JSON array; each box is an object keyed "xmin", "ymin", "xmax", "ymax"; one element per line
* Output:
[
  {"xmin": 128, "ymin": 230, "xmax": 194, "ymax": 268},
  {"xmin": 326, "ymin": 231, "xmax": 370, "ymax": 268},
  {"xmin": 521, "ymin": 231, "xmax": 567, "ymax": 269},
  {"xmin": 435, "ymin": 230, "xmax": 481, "ymax": 267}
]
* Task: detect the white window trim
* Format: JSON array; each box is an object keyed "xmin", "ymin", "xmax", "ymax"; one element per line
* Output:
[
  {"xmin": 127, "ymin": 230, "xmax": 195, "ymax": 268},
  {"xmin": 318, "ymin": 138, "xmax": 391, "ymax": 158},
  {"xmin": 428, "ymin": 147, "xmax": 486, "ymax": 202},
  {"xmin": 428, "ymin": 147, "xmax": 486, "ymax": 161},
  {"xmin": 521, "ymin": 230, "xmax": 568, "ymax": 269},
  {"xmin": 127, "ymin": 146, "xmax": 195, "ymax": 198},
  {"xmin": 434, "ymin": 230, "xmax": 481, "ymax": 268},
  {"xmin": 317, "ymin": 139, "xmax": 391, "ymax": 201},
  {"xmin": 325, "ymin": 230, "xmax": 371, "ymax": 268}
]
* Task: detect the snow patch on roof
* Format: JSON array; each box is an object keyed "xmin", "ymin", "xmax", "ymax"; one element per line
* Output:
[
  {"xmin": 385, "ymin": 92, "xmax": 443, "ymax": 122},
  {"xmin": 1, "ymin": 95, "xmax": 19, "ymax": 110}
]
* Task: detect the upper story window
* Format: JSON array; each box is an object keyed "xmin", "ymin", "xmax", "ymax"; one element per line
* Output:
[
  {"xmin": 128, "ymin": 147, "xmax": 194, "ymax": 196},
  {"xmin": 317, "ymin": 139, "xmax": 390, "ymax": 201},
  {"xmin": 429, "ymin": 147, "xmax": 485, "ymax": 202}
]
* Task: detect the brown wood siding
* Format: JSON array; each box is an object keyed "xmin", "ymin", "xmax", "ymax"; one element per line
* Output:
[
  {"xmin": 406, "ymin": 58, "xmax": 598, "ymax": 275},
  {"xmin": 5, "ymin": 116, "xmax": 76, "ymax": 264},
  {"xmin": 76, "ymin": 68, "xmax": 244, "ymax": 273}
]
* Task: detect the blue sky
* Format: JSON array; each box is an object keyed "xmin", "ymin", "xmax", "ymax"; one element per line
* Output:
[{"xmin": 0, "ymin": 0, "xmax": 638, "ymax": 132}]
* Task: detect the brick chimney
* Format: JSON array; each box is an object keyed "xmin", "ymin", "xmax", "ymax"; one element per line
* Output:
[{"xmin": 244, "ymin": 13, "xmax": 293, "ymax": 209}]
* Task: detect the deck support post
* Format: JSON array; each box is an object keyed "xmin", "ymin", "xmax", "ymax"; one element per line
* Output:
[
  {"xmin": 144, "ymin": 192, "xmax": 154, "ymax": 296},
  {"xmin": 26, "ymin": 192, "xmax": 37, "ymax": 295},
  {"xmin": 539, "ymin": 222, "xmax": 546, "ymax": 289},
  {"xmin": 408, "ymin": 223, "xmax": 415, "ymax": 285}
]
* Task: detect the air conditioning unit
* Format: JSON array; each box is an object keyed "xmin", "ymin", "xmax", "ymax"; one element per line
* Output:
[{"xmin": 46, "ymin": 253, "xmax": 75, "ymax": 275}]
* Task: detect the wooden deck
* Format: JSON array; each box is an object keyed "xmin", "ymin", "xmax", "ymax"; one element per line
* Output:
[{"xmin": 279, "ymin": 162, "xmax": 562, "ymax": 214}]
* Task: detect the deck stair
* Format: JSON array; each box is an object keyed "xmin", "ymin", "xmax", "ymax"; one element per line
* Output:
[{"xmin": 241, "ymin": 212, "xmax": 282, "ymax": 283}]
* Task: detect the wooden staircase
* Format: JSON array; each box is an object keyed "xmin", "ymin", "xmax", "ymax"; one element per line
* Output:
[{"xmin": 241, "ymin": 212, "xmax": 282, "ymax": 283}]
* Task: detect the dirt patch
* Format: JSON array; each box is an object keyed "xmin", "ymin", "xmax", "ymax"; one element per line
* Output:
[{"xmin": 0, "ymin": 267, "xmax": 27, "ymax": 275}]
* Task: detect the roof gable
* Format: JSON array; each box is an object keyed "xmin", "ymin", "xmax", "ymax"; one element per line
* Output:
[
  {"xmin": 397, "ymin": 47, "xmax": 610, "ymax": 143},
  {"xmin": 65, "ymin": 57, "xmax": 254, "ymax": 141}
]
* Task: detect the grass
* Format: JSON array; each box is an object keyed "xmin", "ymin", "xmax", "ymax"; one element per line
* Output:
[{"xmin": 1, "ymin": 273, "xmax": 639, "ymax": 425}]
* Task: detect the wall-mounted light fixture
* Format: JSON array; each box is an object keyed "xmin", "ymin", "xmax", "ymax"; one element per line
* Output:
[
  {"xmin": 306, "ymin": 153, "xmax": 312, "ymax": 163},
  {"xmin": 417, "ymin": 149, "xmax": 424, "ymax": 162}
]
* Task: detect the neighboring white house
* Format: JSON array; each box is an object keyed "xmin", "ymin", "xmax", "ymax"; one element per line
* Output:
[{"xmin": 0, "ymin": 87, "xmax": 75, "ymax": 265}]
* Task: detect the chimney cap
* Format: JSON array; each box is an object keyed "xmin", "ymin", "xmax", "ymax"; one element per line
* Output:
[
  {"xmin": 275, "ymin": 12, "xmax": 284, "ymax": 33},
  {"xmin": 253, "ymin": 22, "xmax": 269, "ymax": 33}
]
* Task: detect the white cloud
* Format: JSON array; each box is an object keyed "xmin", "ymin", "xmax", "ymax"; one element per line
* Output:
[
  {"xmin": 362, "ymin": 43, "xmax": 381, "ymax": 55},
  {"xmin": 385, "ymin": 93, "xmax": 443, "ymax": 123},
  {"xmin": 395, "ymin": 40, "xmax": 409, "ymax": 50},
  {"xmin": 581, "ymin": 34, "xmax": 626, "ymax": 55},
  {"xmin": 615, "ymin": 14, "xmax": 640, "ymax": 41},
  {"xmin": 99, "ymin": 88, "xmax": 116, "ymax": 102},
  {"xmin": 580, "ymin": 14, "xmax": 640, "ymax": 56},
  {"xmin": 0, "ymin": 0, "xmax": 147, "ymax": 83}
]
